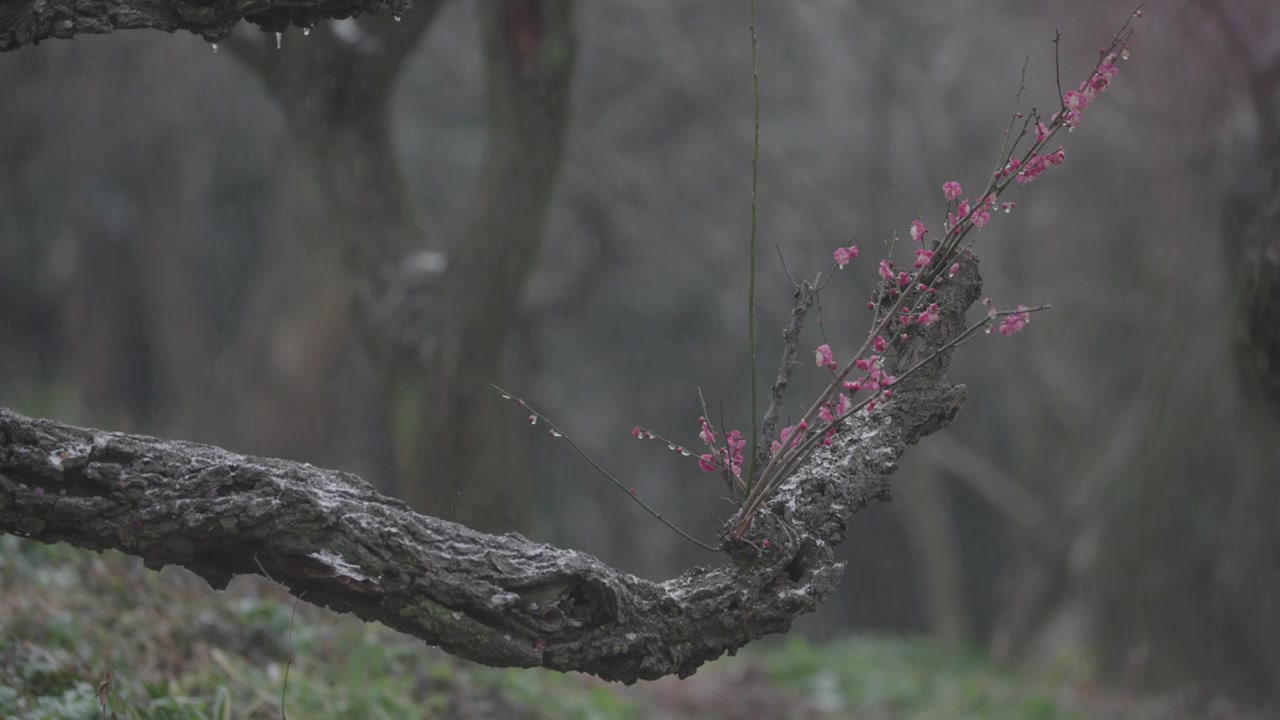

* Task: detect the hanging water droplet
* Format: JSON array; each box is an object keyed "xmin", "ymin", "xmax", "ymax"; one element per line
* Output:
[
  {"xmin": 666, "ymin": 444, "xmax": 676, "ymax": 451},
  {"xmin": 303, "ymin": 26, "xmax": 311, "ymax": 36},
  {"xmin": 548, "ymin": 430, "xmax": 563, "ymax": 438},
  {"xmin": 680, "ymin": 450, "xmax": 691, "ymax": 457},
  {"xmin": 275, "ymin": 31, "xmax": 282, "ymax": 49},
  {"xmin": 527, "ymin": 415, "xmax": 537, "ymax": 425},
  {"xmin": 500, "ymin": 393, "xmax": 512, "ymax": 400},
  {"xmin": 393, "ymin": 15, "xmax": 402, "ymax": 22},
  {"xmin": 211, "ymin": 43, "xmax": 218, "ymax": 53},
  {"xmin": 1119, "ymin": 47, "xmax": 1130, "ymax": 61}
]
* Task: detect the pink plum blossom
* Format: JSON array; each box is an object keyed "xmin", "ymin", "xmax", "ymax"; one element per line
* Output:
[
  {"xmin": 815, "ymin": 343, "xmax": 837, "ymax": 370},
  {"xmin": 998, "ymin": 305, "xmax": 1031, "ymax": 336},
  {"xmin": 699, "ymin": 417, "xmax": 716, "ymax": 445},
  {"xmin": 837, "ymin": 393, "xmax": 852, "ymax": 417},
  {"xmin": 910, "ymin": 220, "xmax": 928, "ymax": 243},
  {"xmin": 833, "ymin": 245, "xmax": 859, "ymax": 269},
  {"xmin": 918, "ymin": 303, "xmax": 941, "ymax": 326}
]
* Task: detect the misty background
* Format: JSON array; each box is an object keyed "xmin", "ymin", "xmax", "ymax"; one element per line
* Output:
[{"xmin": 2, "ymin": 0, "xmax": 1278, "ymax": 712}]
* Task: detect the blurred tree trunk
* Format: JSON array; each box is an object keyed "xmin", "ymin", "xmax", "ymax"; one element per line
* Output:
[
  {"xmin": 403, "ymin": 2, "xmax": 574, "ymax": 529},
  {"xmin": 1086, "ymin": 396, "xmax": 1280, "ymax": 707},
  {"xmin": 1085, "ymin": 72, "xmax": 1280, "ymax": 706},
  {"xmin": 232, "ymin": 0, "xmax": 575, "ymax": 533},
  {"xmin": 898, "ymin": 469, "xmax": 970, "ymax": 644},
  {"xmin": 986, "ymin": 180, "xmax": 1280, "ymax": 707},
  {"xmin": 1232, "ymin": 164, "xmax": 1280, "ymax": 420}
]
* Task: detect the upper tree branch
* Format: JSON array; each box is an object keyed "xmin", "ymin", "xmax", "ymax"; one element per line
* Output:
[
  {"xmin": 754, "ymin": 279, "xmax": 815, "ymax": 477},
  {"xmin": 0, "ymin": 0, "xmax": 414, "ymax": 52},
  {"xmin": 0, "ymin": 258, "xmax": 980, "ymax": 683}
]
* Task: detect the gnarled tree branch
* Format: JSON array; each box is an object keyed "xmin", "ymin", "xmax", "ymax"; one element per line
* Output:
[
  {"xmin": 0, "ymin": 0, "xmax": 413, "ymax": 52},
  {"xmin": 0, "ymin": 258, "xmax": 980, "ymax": 683}
]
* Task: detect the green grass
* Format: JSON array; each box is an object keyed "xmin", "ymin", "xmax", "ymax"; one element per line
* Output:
[
  {"xmin": 0, "ymin": 535, "xmax": 1150, "ymax": 719},
  {"xmin": 761, "ymin": 635, "xmax": 1082, "ymax": 720}
]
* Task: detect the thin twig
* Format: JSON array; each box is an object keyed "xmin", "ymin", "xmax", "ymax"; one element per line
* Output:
[
  {"xmin": 1054, "ymin": 30, "xmax": 1065, "ymax": 112},
  {"xmin": 254, "ymin": 554, "xmax": 280, "ymax": 585},
  {"xmin": 813, "ymin": 290, "xmax": 833, "ymax": 349},
  {"xmin": 993, "ymin": 57, "xmax": 1031, "ymax": 181},
  {"xmin": 775, "ymin": 243, "xmax": 798, "ymax": 289},
  {"xmin": 491, "ymin": 384, "xmax": 720, "ymax": 552},
  {"xmin": 280, "ymin": 591, "xmax": 305, "ymax": 720},
  {"xmin": 631, "ymin": 424, "xmax": 698, "ymax": 458}
]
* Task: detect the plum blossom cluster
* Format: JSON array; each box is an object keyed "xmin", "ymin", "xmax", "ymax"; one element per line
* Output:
[
  {"xmin": 940, "ymin": 186, "xmax": 1010, "ymax": 233},
  {"xmin": 980, "ymin": 297, "xmax": 1032, "ymax": 336},
  {"xmin": 844, "ymin": 351, "xmax": 896, "ymax": 402},
  {"xmin": 764, "ymin": 341, "xmax": 901, "ymax": 457},
  {"xmin": 739, "ymin": 37, "xmax": 1128, "ymax": 529},
  {"xmin": 1011, "ymin": 147, "xmax": 1066, "ymax": 186},
  {"xmin": 999, "ymin": 307, "xmax": 1031, "ymax": 335},
  {"xmin": 695, "ymin": 418, "xmax": 747, "ymax": 478},
  {"xmin": 1007, "ymin": 52, "xmax": 1121, "ymax": 187},
  {"xmin": 988, "ymin": 300, "xmax": 1031, "ymax": 336},
  {"xmin": 1057, "ymin": 55, "xmax": 1120, "ymax": 130},
  {"xmin": 878, "ymin": 259, "xmax": 914, "ymax": 291}
]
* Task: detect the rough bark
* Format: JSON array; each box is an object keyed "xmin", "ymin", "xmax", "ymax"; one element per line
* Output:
[
  {"xmin": 0, "ymin": 0, "xmax": 411, "ymax": 51},
  {"xmin": 0, "ymin": 258, "xmax": 979, "ymax": 684}
]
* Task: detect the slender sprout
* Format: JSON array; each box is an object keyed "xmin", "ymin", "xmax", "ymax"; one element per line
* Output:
[
  {"xmin": 746, "ymin": 0, "xmax": 762, "ymax": 497},
  {"xmin": 1054, "ymin": 30, "xmax": 1065, "ymax": 113}
]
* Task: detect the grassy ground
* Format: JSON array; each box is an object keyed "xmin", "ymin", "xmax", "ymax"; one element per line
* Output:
[{"xmin": 0, "ymin": 536, "xmax": 1205, "ymax": 719}]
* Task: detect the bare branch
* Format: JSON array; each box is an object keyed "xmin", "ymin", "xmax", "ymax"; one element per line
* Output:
[
  {"xmin": 755, "ymin": 279, "xmax": 816, "ymax": 476},
  {"xmin": 0, "ymin": 0, "xmax": 413, "ymax": 52}
]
